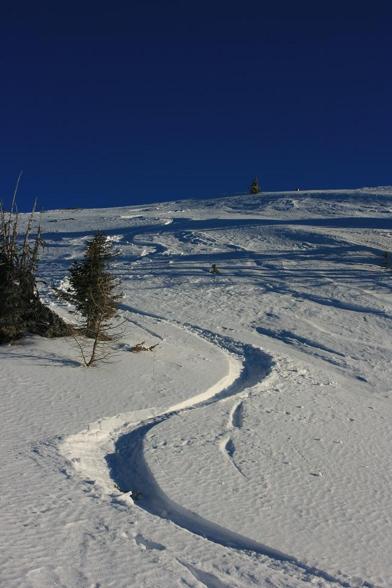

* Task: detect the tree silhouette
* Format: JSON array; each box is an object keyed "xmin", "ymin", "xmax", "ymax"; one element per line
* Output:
[{"xmin": 249, "ymin": 177, "xmax": 261, "ymax": 194}]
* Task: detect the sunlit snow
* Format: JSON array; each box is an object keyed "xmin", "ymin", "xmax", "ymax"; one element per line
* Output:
[{"xmin": 2, "ymin": 188, "xmax": 392, "ymax": 587}]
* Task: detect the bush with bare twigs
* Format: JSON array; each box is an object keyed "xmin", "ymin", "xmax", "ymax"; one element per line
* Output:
[{"xmin": 0, "ymin": 176, "xmax": 70, "ymax": 343}]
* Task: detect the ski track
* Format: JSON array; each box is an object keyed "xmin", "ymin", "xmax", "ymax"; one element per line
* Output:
[{"xmin": 58, "ymin": 309, "xmax": 364, "ymax": 588}]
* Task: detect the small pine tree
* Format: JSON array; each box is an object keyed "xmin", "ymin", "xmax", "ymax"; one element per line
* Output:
[
  {"xmin": 63, "ymin": 232, "xmax": 121, "ymax": 365},
  {"xmin": 210, "ymin": 263, "xmax": 220, "ymax": 274},
  {"xmin": 249, "ymin": 177, "xmax": 261, "ymax": 194}
]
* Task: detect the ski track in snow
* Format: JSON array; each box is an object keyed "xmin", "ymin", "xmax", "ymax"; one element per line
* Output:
[{"xmin": 59, "ymin": 309, "xmax": 361, "ymax": 587}]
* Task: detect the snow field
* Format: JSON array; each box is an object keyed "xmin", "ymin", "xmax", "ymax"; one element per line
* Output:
[{"xmin": 2, "ymin": 188, "xmax": 392, "ymax": 586}]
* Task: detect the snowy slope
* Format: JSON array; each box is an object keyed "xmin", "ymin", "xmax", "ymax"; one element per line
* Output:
[{"xmin": 1, "ymin": 188, "xmax": 392, "ymax": 587}]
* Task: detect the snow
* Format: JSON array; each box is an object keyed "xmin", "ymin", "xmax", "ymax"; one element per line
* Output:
[{"xmin": 2, "ymin": 188, "xmax": 392, "ymax": 587}]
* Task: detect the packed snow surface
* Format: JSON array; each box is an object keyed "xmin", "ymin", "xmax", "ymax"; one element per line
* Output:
[{"xmin": 2, "ymin": 187, "xmax": 392, "ymax": 587}]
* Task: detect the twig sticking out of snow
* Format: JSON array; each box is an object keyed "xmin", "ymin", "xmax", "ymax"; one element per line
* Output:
[{"xmin": 130, "ymin": 341, "xmax": 159, "ymax": 353}]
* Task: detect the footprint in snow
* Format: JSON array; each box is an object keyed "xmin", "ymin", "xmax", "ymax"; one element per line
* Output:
[{"xmin": 134, "ymin": 533, "xmax": 166, "ymax": 551}]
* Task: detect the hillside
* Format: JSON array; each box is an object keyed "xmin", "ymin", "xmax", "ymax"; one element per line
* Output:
[{"xmin": 1, "ymin": 188, "xmax": 392, "ymax": 587}]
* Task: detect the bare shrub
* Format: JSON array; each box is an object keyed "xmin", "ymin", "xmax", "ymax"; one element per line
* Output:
[{"xmin": 0, "ymin": 176, "xmax": 70, "ymax": 343}]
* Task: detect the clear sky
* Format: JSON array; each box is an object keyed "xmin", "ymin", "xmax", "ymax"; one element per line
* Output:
[{"xmin": 1, "ymin": 1, "xmax": 391, "ymax": 210}]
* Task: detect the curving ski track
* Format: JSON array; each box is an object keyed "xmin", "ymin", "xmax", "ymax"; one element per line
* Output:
[{"xmin": 59, "ymin": 310, "xmax": 360, "ymax": 587}]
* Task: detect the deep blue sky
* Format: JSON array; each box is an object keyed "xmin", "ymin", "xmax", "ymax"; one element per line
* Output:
[{"xmin": 1, "ymin": 1, "xmax": 391, "ymax": 210}]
